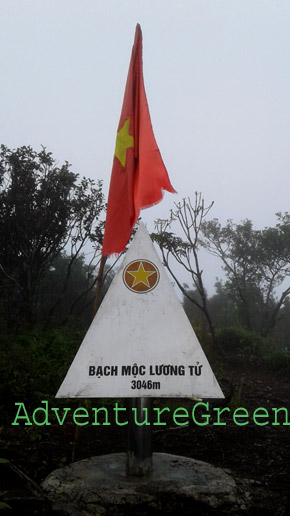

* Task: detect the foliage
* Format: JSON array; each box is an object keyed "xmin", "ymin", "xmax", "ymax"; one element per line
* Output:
[
  {"xmin": 0, "ymin": 329, "xmax": 83, "ymax": 423},
  {"xmin": 37, "ymin": 254, "xmax": 114, "ymax": 328},
  {"xmin": 37, "ymin": 253, "xmax": 92, "ymax": 327},
  {"xmin": 183, "ymin": 283, "xmax": 239, "ymax": 332},
  {"xmin": 215, "ymin": 326, "xmax": 266, "ymax": 356},
  {"xmin": 0, "ymin": 501, "xmax": 11, "ymax": 511},
  {"xmin": 272, "ymin": 297, "xmax": 290, "ymax": 350},
  {"xmin": 262, "ymin": 351, "xmax": 290, "ymax": 373},
  {"xmin": 0, "ymin": 145, "xmax": 105, "ymax": 328},
  {"xmin": 202, "ymin": 215, "xmax": 290, "ymax": 337}
]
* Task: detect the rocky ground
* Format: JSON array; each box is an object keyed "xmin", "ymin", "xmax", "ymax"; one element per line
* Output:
[{"xmin": 1, "ymin": 359, "xmax": 290, "ymax": 515}]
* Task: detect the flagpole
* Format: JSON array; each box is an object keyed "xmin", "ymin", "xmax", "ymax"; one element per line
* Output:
[
  {"xmin": 92, "ymin": 24, "xmax": 175, "ymax": 477},
  {"xmin": 92, "ymin": 255, "xmax": 107, "ymax": 317}
]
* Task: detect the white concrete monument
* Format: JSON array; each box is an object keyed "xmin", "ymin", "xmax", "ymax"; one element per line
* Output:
[{"xmin": 56, "ymin": 223, "xmax": 223, "ymax": 399}]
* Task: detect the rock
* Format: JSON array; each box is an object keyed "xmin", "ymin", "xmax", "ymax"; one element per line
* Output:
[{"xmin": 42, "ymin": 452, "xmax": 251, "ymax": 514}]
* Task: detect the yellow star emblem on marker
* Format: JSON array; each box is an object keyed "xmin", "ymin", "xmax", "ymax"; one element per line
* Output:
[
  {"xmin": 114, "ymin": 118, "xmax": 134, "ymax": 167},
  {"xmin": 127, "ymin": 261, "xmax": 156, "ymax": 288}
]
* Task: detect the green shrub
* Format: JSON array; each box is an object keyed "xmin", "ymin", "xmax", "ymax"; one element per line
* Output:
[
  {"xmin": 215, "ymin": 327, "xmax": 264, "ymax": 356},
  {"xmin": 262, "ymin": 351, "xmax": 290, "ymax": 372},
  {"xmin": 0, "ymin": 329, "xmax": 83, "ymax": 423}
]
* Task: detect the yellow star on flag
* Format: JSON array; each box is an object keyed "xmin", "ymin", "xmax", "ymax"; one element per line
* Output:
[
  {"xmin": 127, "ymin": 261, "xmax": 156, "ymax": 288},
  {"xmin": 114, "ymin": 118, "xmax": 134, "ymax": 167}
]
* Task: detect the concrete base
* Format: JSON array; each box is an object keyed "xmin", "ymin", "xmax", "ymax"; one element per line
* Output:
[{"xmin": 42, "ymin": 453, "xmax": 252, "ymax": 515}]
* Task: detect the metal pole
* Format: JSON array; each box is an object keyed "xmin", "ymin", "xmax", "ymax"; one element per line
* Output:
[{"xmin": 126, "ymin": 397, "xmax": 153, "ymax": 476}]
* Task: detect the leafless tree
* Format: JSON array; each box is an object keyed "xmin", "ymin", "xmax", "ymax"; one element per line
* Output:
[{"xmin": 152, "ymin": 192, "xmax": 220, "ymax": 350}]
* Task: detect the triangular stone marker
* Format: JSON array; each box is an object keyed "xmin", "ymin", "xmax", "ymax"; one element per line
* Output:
[{"xmin": 56, "ymin": 223, "xmax": 224, "ymax": 399}]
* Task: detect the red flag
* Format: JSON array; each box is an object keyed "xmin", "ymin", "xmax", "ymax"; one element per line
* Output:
[{"xmin": 102, "ymin": 24, "xmax": 176, "ymax": 256}]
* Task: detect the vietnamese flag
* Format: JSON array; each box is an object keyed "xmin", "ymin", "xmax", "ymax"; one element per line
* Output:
[{"xmin": 102, "ymin": 24, "xmax": 176, "ymax": 256}]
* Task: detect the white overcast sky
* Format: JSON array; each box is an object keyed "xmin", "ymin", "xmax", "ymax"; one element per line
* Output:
[{"xmin": 1, "ymin": 0, "xmax": 290, "ymax": 291}]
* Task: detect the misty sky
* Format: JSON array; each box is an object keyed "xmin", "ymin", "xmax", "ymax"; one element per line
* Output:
[{"xmin": 1, "ymin": 0, "xmax": 290, "ymax": 291}]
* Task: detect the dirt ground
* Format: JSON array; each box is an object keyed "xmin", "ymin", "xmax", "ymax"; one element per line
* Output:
[{"xmin": 1, "ymin": 359, "xmax": 290, "ymax": 515}]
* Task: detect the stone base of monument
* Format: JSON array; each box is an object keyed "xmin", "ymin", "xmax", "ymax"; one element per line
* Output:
[{"xmin": 41, "ymin": 452, "xmax": 263, "ymax": 515}]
